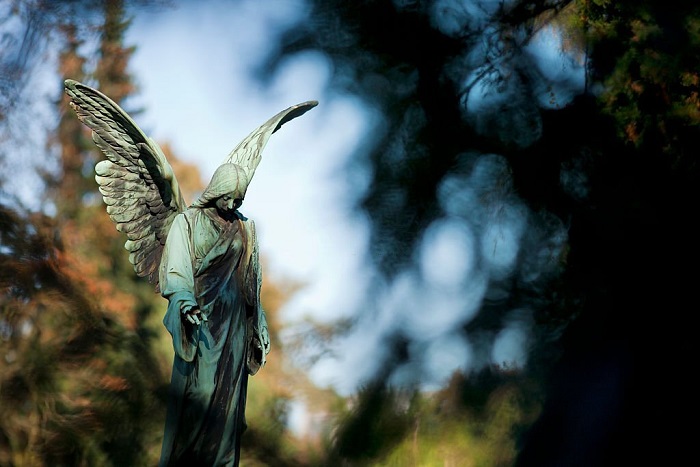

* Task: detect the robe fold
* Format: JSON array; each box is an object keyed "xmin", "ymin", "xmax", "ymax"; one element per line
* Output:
[{"xmin": 158, "ymin": 207, "xmax": 264, "ymax": 467}]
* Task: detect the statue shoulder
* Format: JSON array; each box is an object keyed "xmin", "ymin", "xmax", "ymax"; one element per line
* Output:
[
  {"xmin": 166, "ymin": 209, "xmax": 201, "ymax": 241},
  {"xmin": 172, "ymin": 209, "xmax": 195, "ymax": 229}
]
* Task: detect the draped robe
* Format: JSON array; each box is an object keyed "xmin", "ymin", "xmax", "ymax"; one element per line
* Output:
[{"xmin": 158, "ymin": 207, "xmax": 264, "ymax": 466}]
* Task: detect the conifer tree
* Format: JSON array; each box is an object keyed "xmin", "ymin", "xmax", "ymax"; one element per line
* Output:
[{"xmin": 1, "ymin": 2, "xmax": 168, "ymax": 465}]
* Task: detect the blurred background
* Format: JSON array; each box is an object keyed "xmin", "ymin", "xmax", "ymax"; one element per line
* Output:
[{"xmin": 1, "ymin": 0, "xmax": 698, "ymax": 465}]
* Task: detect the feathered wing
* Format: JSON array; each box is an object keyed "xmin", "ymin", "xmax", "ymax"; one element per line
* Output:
[
  {"xmin": 223, "ymin": 100, "xmax": 318, "ymax": 179},
  {"xmin": 64, "ymin": 79, "xmax": 186, "ymax": 289}
]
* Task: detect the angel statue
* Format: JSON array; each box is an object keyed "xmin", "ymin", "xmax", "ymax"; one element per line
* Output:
[{"xmin": 64, "ymin": 79, "xmax": 317, "ymax": 466}]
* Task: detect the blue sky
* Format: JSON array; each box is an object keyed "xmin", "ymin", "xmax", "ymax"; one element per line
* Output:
[
  {"xmin": 124, "ymin": 0, "xmax": 378, "ymax": 433},
  {"xmin": 127, "ymin": 0, "xmax": 373, "ymax": 332}
]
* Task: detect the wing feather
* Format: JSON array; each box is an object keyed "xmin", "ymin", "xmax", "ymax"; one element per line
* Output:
[
  {"xmin": 65, "ymin": 79, "xmax": 187, "ymax": 290},
  {"xmin": 108, "ymin": 206, "xmax": 145, "ymax": 223},
  {"xmin": 224, "ymin": 100, "xmax": 318, "ymax": 180},
  {"xmin": 125, "ymin": 237, "xmax": 152, "ymax": 253},
  {"xmin": 129, "ymin": 243, "xmax": 158, "ymax": 266},
  {"xmin": 115, "ymin": 213, "xmax": 154, "ymax": 235},
  {"xmin": 124, "ymin": 222, "xmax": 157, "ymax": 241}
]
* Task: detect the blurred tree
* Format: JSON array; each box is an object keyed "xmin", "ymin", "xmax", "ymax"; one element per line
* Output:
[
  {"xmin": 3, "ymin": 2, "xmax": 341, "ymax": 466},
  {"xmin": 0, "ymin": 0, "xmax": 156, "ymax": 173},
  {"xmin": 242, "ymin": 274, "xmax": 337, "ymax": 467},
  {"xmin": 1, "ymin": 1, "xmax": 171, "ymax": 465},
  {"xmin": 514, "ymin": 1, "xmax": 700, "ymax": 465},
  {"xmin": 264, "ymin": 0, "xmax": 699, "ymax": 465}
]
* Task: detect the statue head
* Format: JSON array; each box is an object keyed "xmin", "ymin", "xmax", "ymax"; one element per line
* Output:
[{"xmin": 192, "ymin": 163, "xmax": 249, "ymax": 213}]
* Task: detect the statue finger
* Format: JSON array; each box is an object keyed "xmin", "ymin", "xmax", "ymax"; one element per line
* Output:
[{"xmin": 186, "ymin": 315, "xmax": 195, "ymax": 324}]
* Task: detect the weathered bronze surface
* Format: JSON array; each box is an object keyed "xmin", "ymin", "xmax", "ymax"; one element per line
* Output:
[{"xmin": 65, "ymin": 79, "xmax": 316, "ymax": 466}]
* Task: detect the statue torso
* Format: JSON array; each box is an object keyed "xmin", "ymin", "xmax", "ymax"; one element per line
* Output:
[{"xmin": 187, "ymin": 207, "xmax": 245, "ymax": 273}]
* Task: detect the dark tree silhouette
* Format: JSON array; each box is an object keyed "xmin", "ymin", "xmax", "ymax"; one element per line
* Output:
[{"xmin": 263, "ymin": 0, "xmax": 699, "ymax": 464}]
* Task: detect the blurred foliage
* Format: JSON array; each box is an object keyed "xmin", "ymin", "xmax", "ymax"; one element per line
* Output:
[
  {"xmin": 1, "ymin": 2, "xmax": 335, "ymax": 466},
  {"xmin": 0, "ymin": 202, "xmax": 165, "ymax": 466},
  {"xmin": 2, "ymin": 2, "xmax": 170, "ymax": 465},
  {"xmin": 265, "ymin": 0, "xmax": 700, "ymax": 465},
  {"xmin": 241, "ymin": 276, "xmax": 337, "ymax": 466},
  {"xmin": 315, "ymin": 368, "xmax": 540, "ymax": 466}
]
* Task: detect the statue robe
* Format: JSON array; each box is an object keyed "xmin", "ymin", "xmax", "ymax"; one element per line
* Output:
[{"xmin": 158, "ymin": 207, "xmax": 263, "ymax": 467}]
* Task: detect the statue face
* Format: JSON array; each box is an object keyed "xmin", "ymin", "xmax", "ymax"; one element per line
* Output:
[{"xmin": 215, "ymin": 192, "xmax": 243, "ymax": 215}]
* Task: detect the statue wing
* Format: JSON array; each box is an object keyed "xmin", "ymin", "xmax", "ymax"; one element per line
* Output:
[
  {"xmin": 64, "ymin": 79, "xmax": 186, "ymax": 289},
  {"xmin": 223, "ymin": 100, "xmax": 318, "ymax": 180}
]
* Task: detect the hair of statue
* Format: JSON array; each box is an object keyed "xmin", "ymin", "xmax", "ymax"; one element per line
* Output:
[{"xmin": 192, "ymin": 163, "xmax": 249, "ymax": 208}]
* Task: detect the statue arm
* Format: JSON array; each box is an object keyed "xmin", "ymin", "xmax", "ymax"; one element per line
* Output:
[{"xmin": 159, "ymin": 213, "xmax": 199, "ymax": 362}]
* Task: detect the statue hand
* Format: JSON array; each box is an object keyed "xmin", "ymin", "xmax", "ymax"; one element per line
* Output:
[
  {"xmin": 181, "ymin": 304, "xmax": 207, "ymax": 326},
  {"xmin": 258, "ymin": 324, "xmax": 270, "ymax": 356},
  {"xmin": 256, "ymin": 311, "xmax": 270, "ymax": 356},
  {"xmin": 246, "ymin": 313, "xmax": 270, "ymax": 375}
]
